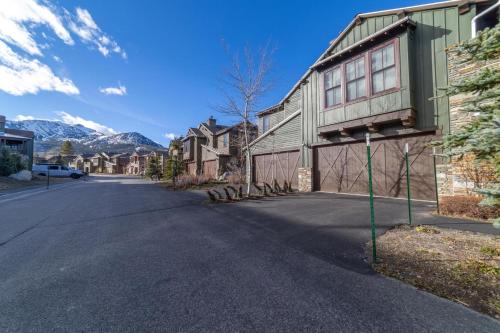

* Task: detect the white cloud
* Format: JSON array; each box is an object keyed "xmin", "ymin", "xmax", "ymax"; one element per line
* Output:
[
  {"xmin": 0, "ymin": 0, "xmax": 126, "ymax": 96},
  {"xmin": 14, "ymin": 114, "xmax": 35, "ymax": 121},
  {"xmin": 99, "ymin": 84, "xmax": 127, "ymax": 96},
  {"xmin": 164, "ymin": 133, "xmax": 177, "ymax": 140},
  {"xmin": 56, "ymin": 111, "xmax": 116, "ymax": 135},
  {"xmin": 68, "ymin": 7, "xmax": 126, "ymax": 59},
  {"xmin": 0, "ymin": 0, "xmax": 73, "ymax": 56},
  {"xmin": 0, "ymin": 40, "xmax": 79, "ymax": 95}
]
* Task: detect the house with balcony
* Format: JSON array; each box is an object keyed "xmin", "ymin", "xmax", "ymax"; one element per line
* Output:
[
  {"xmin": 247, "ymin": 0, "xmax": 498, "ymax": 200},
  {"xmin": 126, "ymin": 151, "xmax": 148, "ymax": 175},
  {"xmin": 69, "ymin": 154, "xmax": 94, "ymax": 173},
  {"xmin": 0, "ymin": 115, "xmax": 34, "ymax": 170}
]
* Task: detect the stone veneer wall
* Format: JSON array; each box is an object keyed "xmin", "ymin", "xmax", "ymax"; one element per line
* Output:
[
  {"xmin": 298, "ymin": 167, "xmax": 312, "ymax": 192},
  {"xmin": 437, "ymin": 46, "xmax": 500, "ymax": 197}
]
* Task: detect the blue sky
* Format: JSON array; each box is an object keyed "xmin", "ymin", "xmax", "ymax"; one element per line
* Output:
[{"xmin": 0, "ymin": 0, "xmax": 425, "ymax": 146}]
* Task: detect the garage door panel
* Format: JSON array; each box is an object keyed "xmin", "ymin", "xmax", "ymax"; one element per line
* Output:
[
  {"xmin": 313, "ymin": 134, "xmax": 437, "ymax": 200},
  {"xmin": 203, "ymin": 160, "xmax": 217, "ymax": 179},
  {"xmin": 253, "ymin": 151, "xmax": 300, "ymax": 189}
]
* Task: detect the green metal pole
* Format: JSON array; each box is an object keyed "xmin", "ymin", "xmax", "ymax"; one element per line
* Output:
[
  {"xmin": 366, "ymin": 133, "xmax": 376, "ymax": 263},
  {"xmin": 405, "ymin": 143, "xmax": 412, "ymax": 225},
  {"xmin": 432, "ymin": 147, "xmax": 440, "ymax": 215}
]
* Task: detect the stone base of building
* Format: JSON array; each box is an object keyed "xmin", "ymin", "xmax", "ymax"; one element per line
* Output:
[{"xmin": 298, "ymin": 167, "xmax": 312, "ymax": 192}]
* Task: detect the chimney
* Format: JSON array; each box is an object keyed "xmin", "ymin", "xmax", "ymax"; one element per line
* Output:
[
  {"xmin": 207, "ymin": 116, "xmax": 216, "ymax": 127},
  {"xmin": 0, "ymin": 115, "xmax": 5, "ymax": 134}
]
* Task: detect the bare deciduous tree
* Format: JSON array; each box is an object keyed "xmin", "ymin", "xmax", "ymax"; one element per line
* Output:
[{"xmin": 216, "ymin": 41, "xmax": 274, "ymax": 195}]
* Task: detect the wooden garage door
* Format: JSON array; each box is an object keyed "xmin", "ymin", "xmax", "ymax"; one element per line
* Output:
[
  {"xmin": 313, "ymin": 134, "xmax": 436, "ymax": 200},
  {"xmin": 186, "ymin": 162, "xmax": 196, "ymax": 176},
  {"xmin": 253, "ymin": 150, "xmax": 301, "ymax": 188},
  {"xmin": 203, "ymin": 160, "xmax": 217, "ymax": 179}
]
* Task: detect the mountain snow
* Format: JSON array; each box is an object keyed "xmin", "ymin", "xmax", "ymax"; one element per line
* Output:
[{"xmin": 6, "ymin": 120, "xmax": 164, "ymax": 154}]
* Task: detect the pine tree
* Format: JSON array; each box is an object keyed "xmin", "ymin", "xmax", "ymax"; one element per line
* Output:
[
  {"xmin": 60, "ymin": 140, "xmax": 74, "ymax": 156},
  {"xmin": 145, "ymin": 156, "xmax": 161, "ymax": 180},
  {"xmin": 437, "ymin": 24, "xmax": 499, "ymax": 223}
]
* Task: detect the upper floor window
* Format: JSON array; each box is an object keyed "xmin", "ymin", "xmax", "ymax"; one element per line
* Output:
[
  {"xmin": 324, "ymin": 67, "xmax": 342, "ymax": 107},
  {"xmin": 262, "ymin": 115, "xmax": 270, "ymax": 132},
  {"xmin": 183, "ymin": 140, "xmax": 190, "ymax": 153},
  {"xmin": 371, "ymin": 43, "xmax": 396, "ymax": 94},
  {"xmin": 346, "ymin": 56, "xmax": 366, "ymax": 102},
  {"xmin": 223, "ymin": 133, "xmax": 229, "ymax": 147}
]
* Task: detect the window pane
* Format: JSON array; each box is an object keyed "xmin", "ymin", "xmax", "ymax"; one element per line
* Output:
[
  {"xmin": 324, "ymin": 71, "xmax": 333, "ymax": 89},
  {"xmin": 333, "ymin": 87, "xmax": 342, "ymax": 105},
  {"xmin": 356, "ymin": 57, "xmax": 365, "ymax": 77},
  {"xmin": 371, "ymin": 49, "xmax": 383, "ymax": 71},
  {"xmin": 347, "ymin": 82, "xmax": 356, "ymax": 101},
  {"xmin": 383, "ymin": 44, "xmax": 395, "ymax": 67},
  {"xmin": 372, "ymin": 71, "xmax": 384, "ymax": 93},
  {"xmin": 384, "ymin": 66, "xmax": 396, "ymax": 89},
  {"xmin": 346, "ymin": 62, "xmax": 355, "ymax": 81},
  {"xmin": 332, "ymin": 68, "xmax": 341, "ymax": 86},
  {"xmin": 357, "ymin": 78, "xmax": 366, "ymax": 97},
  {"xmin": 326, "ymin": 89, "xmax": 334, "ymax": 107}
]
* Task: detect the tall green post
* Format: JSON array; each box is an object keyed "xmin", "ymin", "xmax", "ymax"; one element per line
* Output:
[
  {"xmin": 405, "ymin": 143, "xmax": 412, "ymax": 225},
  {"xmin": 432, "ymin": 147, "xmax": 440, "ymax": 215},
  {"xmin": 366, "ymin": 133, "xmax": 376, "ymax": 263}
]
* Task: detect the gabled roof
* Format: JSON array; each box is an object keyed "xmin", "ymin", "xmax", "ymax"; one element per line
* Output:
[
  {"xmin": 186, "ymin": 127, "xmax": 205, "ymax": 138},
  {"xmin": 215, "ymin": 121, "xmax": 257, "ymax": 135},
  {"xmin": 265, "ymin": 0, "xmax": 487, "ymax": 112},
  {"xmin": 199, "ymin": 122, "xmax": 228, "ymax": 134},
  {"xmin": 256, "ymin": 104, "xmax": 282, "ymax": 117}
]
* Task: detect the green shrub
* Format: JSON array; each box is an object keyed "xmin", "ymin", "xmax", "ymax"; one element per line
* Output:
[{"xmin": 0, "ymin": 148, "xmax": 26, "ymax": 176}]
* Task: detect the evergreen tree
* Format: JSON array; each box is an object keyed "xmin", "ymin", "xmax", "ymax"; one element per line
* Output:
[
  {"xmin": 164, "ymin": 157, "xmax": 183, "ymax": 180},
  {"xmin": 60, "ymin": 140, "xmax": 74, "ymax": 156},
  {"xmin": 145, "ymin": 156, "xmax": 161, "ymax": 180},
  {"xmin": 437, "ymin": 24, "xmax": 499, "ymax": 223}
]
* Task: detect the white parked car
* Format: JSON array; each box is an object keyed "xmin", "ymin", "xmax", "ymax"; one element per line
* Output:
[{"xmin": 32, "ymin": 164, "xmax": 84, "ymax": 179}]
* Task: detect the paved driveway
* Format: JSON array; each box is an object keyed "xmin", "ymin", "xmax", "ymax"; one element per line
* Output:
[
  {"xmin": 210, "ymin": 191, "xmax": 499, "ymax": 273},
  {"xmin": 0, "ymin": 175, "xmax": 498, "ymax": 332}
]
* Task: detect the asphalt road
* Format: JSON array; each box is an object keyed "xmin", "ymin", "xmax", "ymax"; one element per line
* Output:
[{"xmin": 0, "ymin": 175, "xmax": 498, "ymax": 332}]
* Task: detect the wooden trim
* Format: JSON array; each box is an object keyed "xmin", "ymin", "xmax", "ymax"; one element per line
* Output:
[
  {"xmin": 312, "ymin": 127, "xmax": 438, "ymax": 147},
  {"xmin": 318, "ymin": 109, "xmax": 416, "ymax": 136}
]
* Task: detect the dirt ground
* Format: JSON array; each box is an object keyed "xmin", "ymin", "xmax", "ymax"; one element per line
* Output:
[
  {"xmin": 0, "ymin": 175, "xmax": 78, "ymax": 193},
  {"xmin": 373, "ymin": 225, "xmax": 500, "ymax": 318}
]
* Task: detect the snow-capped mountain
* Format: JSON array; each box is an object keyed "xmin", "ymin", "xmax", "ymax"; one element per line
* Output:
[
  {"xmin": 6, "ymin": 119, "xmax": 98, "ymax": 142},
  {"xmin": 6, "ymin": 119, "xmax": 164, "ymax": 155}
]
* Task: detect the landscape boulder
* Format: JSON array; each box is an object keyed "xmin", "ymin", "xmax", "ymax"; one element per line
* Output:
[{"xmin": 9, "ymin": 170, "xmax": 32, "ymax": 181}]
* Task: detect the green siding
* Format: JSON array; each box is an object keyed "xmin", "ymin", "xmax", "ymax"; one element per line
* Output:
[{"xmin": 251, "ymin": 114, "xmax": 302, "ymax": 154}]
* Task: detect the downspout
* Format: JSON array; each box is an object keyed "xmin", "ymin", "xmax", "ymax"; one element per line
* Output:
[{"xmin": 471, "ymin": 0, "xmax": 499, "ymax": 38}]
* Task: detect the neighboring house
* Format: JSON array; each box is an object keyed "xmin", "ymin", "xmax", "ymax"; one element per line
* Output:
[
  {"xmin": 168, "ymin": 138, "xmax": 183, "ymax": 159},
  {"xmin": 248, "ymin": 0, "xmax": 497, "ymax": 200},
  {"xmin": 144, "ymin": 150, "xmax": 169, "ymax": 174},
  {"xmin": 0, "ymin": 115, "xmax": 35, "ymax": 170},
  {"xmin": 104, "ymin": 153, "xmax": 130, "ymax": 174},
  {"xmin": 90, "ymin": 152, "xmax": 109, "ymax": 173},
  {"xmin": 183, "ymin": 117, "xmax": 257, "ymax": 178},
  {"xmin": 182, "ymin": 126, "xmax": 209, "ymax": 176},
  {"xmin": 127, "ymin": 151, "xmax": 148, "ymax": 175},
  {"xmin": 202, "ymin": 121, "xmax": 258, "ymax": 179},
  {"xmin": 69, "ymin": 154, "xmax": 94, "ymax": 173}
]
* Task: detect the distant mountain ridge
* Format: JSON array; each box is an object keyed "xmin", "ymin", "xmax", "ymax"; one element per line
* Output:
[{"xmin": 6, "ymin": 119, "xmax": 164, "ymax": 155}]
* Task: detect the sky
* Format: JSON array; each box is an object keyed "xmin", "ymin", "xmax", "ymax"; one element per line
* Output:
[{"xmin": 0, "ymin": 0, "xmax": 426, "ymax": 146}]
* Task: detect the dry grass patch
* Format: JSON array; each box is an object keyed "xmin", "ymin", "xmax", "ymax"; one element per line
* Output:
[
  {"xmin": 439, "ymin": 195, "xmax": 499, "ymax": 221},
  {"xmin": 373, "ymin": 225, "xmax": 500, "ymax": 318}
]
